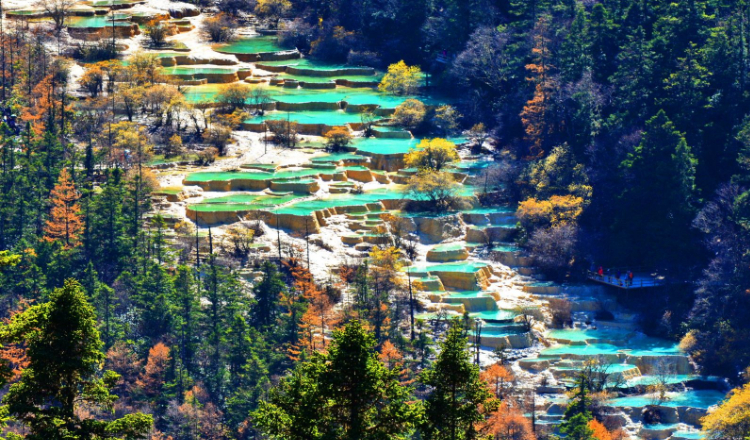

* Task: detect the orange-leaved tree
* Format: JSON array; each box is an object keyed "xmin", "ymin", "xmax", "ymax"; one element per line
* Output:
[
  {"xmin": 484, "ymin": 400, "xmax": 536, "ymax": 440},
  {"xmin": 481, "ymin": 363, "xmax": 515, "ymax": 399},
  {"xmin": 588, "ymin": 418, "xmax": 617, "ymax": 440},
  {"xmin": 136, "ymin": 342, "xmax": 170, "ymax": 400},
  {"xmin": 290, "ymin": 261, "xmax": 342, "ymax": 359},
  {"xmin": 44, "ymin": 169, "xmax": 83, "ymax": 248},
  {"xmin": 0, "ymin": 300, "xmax": 32, "ymax": 383}
]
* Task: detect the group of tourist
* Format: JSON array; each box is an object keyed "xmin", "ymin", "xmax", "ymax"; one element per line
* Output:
[{"xmin": 590, "ymin": 264, "xmax": 635, "ymax": 287}]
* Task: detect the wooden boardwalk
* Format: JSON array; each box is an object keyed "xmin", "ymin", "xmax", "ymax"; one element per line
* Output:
[{"xmin": 586, "ymin": 269, "xmax": 667, "ymax": 289}]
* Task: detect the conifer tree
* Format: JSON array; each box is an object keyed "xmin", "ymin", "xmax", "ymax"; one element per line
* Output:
[
  {"xmin": 251, "ymin": 261, "xmax": 285, "ymax": 330},
  {"xmin": 420, "ymin": 320, "xmax": 498, "ymax": 440},
  {"xmin": 254, "ymin": 320, "xmax": 420, "ymax": 440},
  {"xmin": 0, "ymin": 279, "xmax": 152, "ymax": 439},
  {"xmin": 559, "ymin": 375, "xmax": 595, "ymax": 440},
  {"xmin": 617, "ymin": 110, "xmax": 698, "ymax": 263},
  {"xmin": 44, "ymin": 168, "xmax": 82, "ymax": 248}
]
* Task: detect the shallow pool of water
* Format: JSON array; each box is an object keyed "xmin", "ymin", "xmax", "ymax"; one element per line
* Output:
[
  {"xmin": 67, "ymin": 16, "xmax": 133, "ymax": 27},
  {"xmin": 183, "ymin": 84, "xmax": 441, "ymax": 108},
  {"xmin": 470, "ymin": 310, "xmax": 518, "ymax": 321},
  {"xmin": 162, "ymin": 66, "xmax": 237, "ymax": 75},
  {"xmin": 214, "ymin": 36, "xmax": 287, "ymax": 54},
  {"xmin": 245, "ymin": 110, "xmax": 378, "ymax": 126},
  {"xmin": 610, "ymin": 390, "xmax": 726, "ymax": 409}
]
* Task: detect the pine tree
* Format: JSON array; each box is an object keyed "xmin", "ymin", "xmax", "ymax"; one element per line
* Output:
[
  {"xmin": 173, "ymin": 265, "xmax": 199, "ymax": 389},
  {"xmin": 420, "ymin": 320, "xmax": 498, "ymax": 440},
  {"xmin": 617, "ymin": 110, "xmax": 698, "ymax": 264},
  {"xmin": 251, "ymin": 261, "xmax": 285, "ymax": 330},
  {"xmin": 0, "ymin": 279, "xmax": 153, "ymax": 439},
  {"xmin": 254, "ymin": 320, "xmax": 420, "ymax": 440},
  {"xmin": 44, "ymin": 168, "xmax": 83, "ymax": 248}
]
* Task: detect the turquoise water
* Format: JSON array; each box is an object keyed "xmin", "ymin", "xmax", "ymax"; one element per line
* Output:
[
  {"xmin": 610, "ymin": 390, "xmax": 726, "ymax": 409},
  {"xmin": 464, "ymin": 206, "xmax": 515, "ymax": 215},
  {"xmin": 445, "ymin": 290, "xmax": 488, "ymax": 298},
  {"xmin": 67, "ymin": 16, "xmax": 132, "ymax": 27},
  {"xmin": 672, "ymin": 431, "xmax": 704, "ymax": 439},
  {"xmin": 244, "ymin": 110, "xmax": 378, "ymax": 126},
  {"xmin": 470, "ymin": 310, "xmax": 518, "ymax": 321},
  {"xmin": 183, "ymin": 83, "xmax": 440, "ymax": 108},
  {"xmin": 492, "ymin": 244, "xmax": 520, "ymax": 253},
  {"xmin": 479, "ymin": 323, "xmax": 527, "ymax": 337},
  {"xmin": 278, "ymin": 74, "xmax": 383, "ymax": 84},
  {"xmin": 257, "ymin": 58, "xmax": 362, "ymax": 70},
  {"xmin": 215, "ymin": 36, "xmax": 287, "ymax": 54},
  {"xmin": 351, "ymin": 136, "xmax": 468, "ymax": 156},
  {"xmin": 189, "ymin": 193, "xmax": 304, "ymax": 212},
  {"xmin": 311, "ymin": 153, "xmax": 368, "ymax": 163},
  {"xmin": 274, "ymin": 187, "xmax": 405, "ymax": 216},
  {"xmin": 431, "ymin": 243, "xmax": 466, "ymax": 252},
  {"xmin": 546, "ymin": 328, "xmax": 632, "ymax": 343},
  {"xmin": 162, "ymin": 67, "xmax": 236, "ymax": 75},
  {"xmin": 542, "ymin": 343, "xmax": 623, "ymax": 356},
  {"xmin": 542, "ymin": 336, "xmax": 681, "ymax": 357},
  {"xmin": 420, "ymin": 262, "xmax": 490, "ymax": 273},
  {"xmin": 451, "ymin": 160, "xmax": 493, "ymax": 173},
  {"xmin": 353, "ymin": 138, "xmax": 419, "ymax": 155}
]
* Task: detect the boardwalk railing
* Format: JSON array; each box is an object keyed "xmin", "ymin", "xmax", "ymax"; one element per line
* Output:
[{"xmin": 586, "ymin": 267, "xmax": 668, "ymax": 289}]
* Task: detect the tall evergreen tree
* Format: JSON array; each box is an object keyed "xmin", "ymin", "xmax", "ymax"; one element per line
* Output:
[
  {"xmin": 0, "ymin": 279, "xmax": 152, "ymax": 439},
  {"xmin": 420, "ymin": 320, "xmax": 498, "ymax": 440},
  {"xmin": 251, "ymin": 261, "xmax": 285, "ymax": 330},
  {"xmin": 254, "ymin": 320, "xmax": 420, "ymax": 440},
  {"xmin": 615, "ymin": 109, "xmax": 698, "ymax": 264}
]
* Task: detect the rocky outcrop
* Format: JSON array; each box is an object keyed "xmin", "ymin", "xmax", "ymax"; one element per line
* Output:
[
  {"xmin": 409, "ymin": 214, "xmax": 465, "ymax": 243},
  {"xmin": 465, "ymin": 225, "xmax": 518, "ymax": 244},
  {"xmin": 359, "ymin": 152, "xmax": 407, "ymax": 172},
  {"xmin": 428, "ymin": 265, "xmax": 494, "ymax": 291},
  {"xmin": 169, "ymin": 6, "xmax": 200, "ymax": 18},
  {"xmin": 483, "ymin": 332, "xmax": 533, "ymax": 349},
  {"xmin": 345, "ymin": 168, "xmax": 374, "ymax": 182},
  {"xmin": 629, "ymin": 355, "xmax": 693, "ymax": 375},
  {"xmin": 493, "ymin": 250, "xmax": 532, "ymax": 267}
]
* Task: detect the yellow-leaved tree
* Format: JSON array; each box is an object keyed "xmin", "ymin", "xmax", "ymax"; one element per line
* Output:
[
  {"xmin": 379, "ymin": 61, "xmax": 422, "ymax": 95},
  {"xmin": 516, "ymin": 194, "xmax": 585, "ymax": 230},
  {"xmin": 405, "ymin": 138, "xmax": 459, "ymax": 171},
  {"xmin": 702, "ymin": 383, "xmax": 750, "ymax": 440}
]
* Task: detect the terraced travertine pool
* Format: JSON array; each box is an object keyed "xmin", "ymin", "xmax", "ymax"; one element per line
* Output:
[
  {"xmin": 91, "ymin": 0, "xmax": 142, "ymax": 6},
  {"xmin": 276, "ymin": 73, "xmax": 383, "ymax": 84},
  {"xmin": 244, "ymin": 110, "xmax": 379, "ymax": 126},
  {"xmin": 541, "ymin": 339, "xmax": 681, "ymax": 357},
  {"xmin": 610, "ymin": 390, "xmax": 727, "ymax": 409},
  {"xmin": 310, "ymin": 153, "xmax": 369, "ymax": 163},
  {"xmin": 183, "ymin": 83, "xmax": 441, "ymax": 107},
  {"xmin": 66, "ymin": 16, "xmax": 134, "ymax": 27},
  {"xmin": 273, "ymin": 188, "xmax": 406, "ymax": 215},
  {"xmin": 184, "ymin": 169, "xmax": 325, "ymax": 183},
  {"xmin": 162, "ymin": 66, "xmax": 237, "ymax": 76},
  {"xmin": 214, "ymin": 37, "xmax": 288, "ymax": 55},
  {"xmin": 256, "ymin": 58, "xmax": 361, "ymax": 70}
]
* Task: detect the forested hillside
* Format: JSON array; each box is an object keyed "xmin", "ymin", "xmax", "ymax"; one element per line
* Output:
[{"xmin": 0, "ymin": 0, "xmax": 747, "ymax": 438}]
